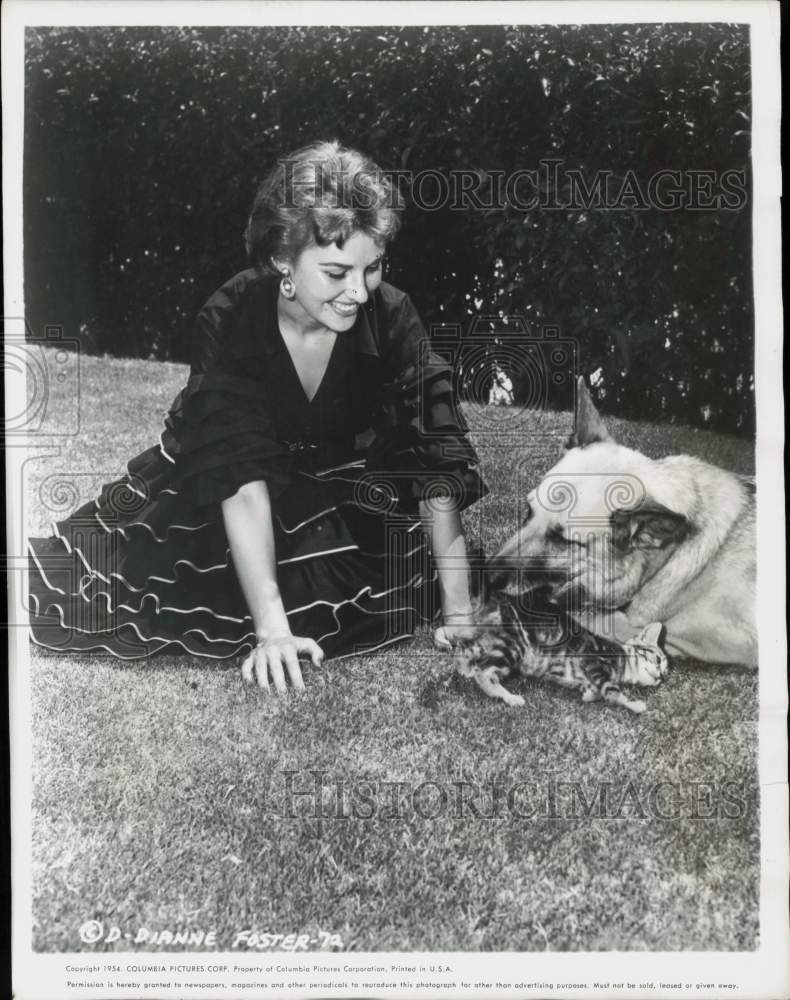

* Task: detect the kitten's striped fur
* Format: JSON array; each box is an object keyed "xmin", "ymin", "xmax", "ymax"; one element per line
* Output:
[{"xmin": 454, "ymin": 596, "xmax": 668, "ymax": 713}]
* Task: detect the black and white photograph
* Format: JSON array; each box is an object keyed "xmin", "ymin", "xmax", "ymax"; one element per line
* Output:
[{"xmin": 4, "ymin": 1, "xmax": 786, "ymax": 998}]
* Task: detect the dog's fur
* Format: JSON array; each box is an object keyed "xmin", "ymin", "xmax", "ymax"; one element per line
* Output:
[{"xmin": 489, "ymin": 378, "xmax": 756, "ymax": 666}]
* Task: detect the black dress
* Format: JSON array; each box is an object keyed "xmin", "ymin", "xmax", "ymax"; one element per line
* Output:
[{"xmin": 28, "ymin": 271, "xmax": 488, "ymax": 661}]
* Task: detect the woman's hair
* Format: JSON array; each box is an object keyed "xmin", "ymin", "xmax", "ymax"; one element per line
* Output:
[{"xmin": 243, "ymin": 141, "xmax": 404, "ymax": 273}]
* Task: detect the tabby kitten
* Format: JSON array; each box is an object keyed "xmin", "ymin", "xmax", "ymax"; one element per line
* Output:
[{"xmin": 454, "ymin": 597, "xmax": 668, "ymax": 713}]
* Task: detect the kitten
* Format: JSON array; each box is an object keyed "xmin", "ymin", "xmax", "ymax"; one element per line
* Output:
[{"xmin": 454, "ymin": 595, "xmax": 668, "ymax": 713}]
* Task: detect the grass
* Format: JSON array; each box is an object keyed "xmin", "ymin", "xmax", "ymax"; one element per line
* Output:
[{"xmin": 26, "ymin": 349, "xmax": 758, "ymax": 952}]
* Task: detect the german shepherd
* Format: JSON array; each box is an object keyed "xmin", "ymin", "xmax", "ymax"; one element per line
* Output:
[{"xmin": 488, "ymin": 378, "xmax": 756, "ymax": 667}]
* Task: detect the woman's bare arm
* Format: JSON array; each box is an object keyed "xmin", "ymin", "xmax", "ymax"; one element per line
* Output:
[
  {"xmin": 222, "ymin": 480, "xmax": 290, "ymax": 638},
  {"xmin": 419, "ymin": 502, "xmax": 475, "ymax": 641},
  {"xmin": 222, "ymin": 480, "xmax": 323, "ymax": 691}
]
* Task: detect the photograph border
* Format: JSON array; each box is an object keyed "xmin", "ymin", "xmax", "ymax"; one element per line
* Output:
[{"xmin": 4, "ymin": 2, "xmax": 786, "ymax": 998}]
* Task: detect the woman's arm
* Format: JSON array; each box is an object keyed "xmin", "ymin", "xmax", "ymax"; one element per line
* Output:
[
  {"xmin": 222, "ymin": 480, "xmax": 323, "ymax": 692},
  {"xmin": 419, "ymin": 502, "xmax": 476, "ymax": 641}
]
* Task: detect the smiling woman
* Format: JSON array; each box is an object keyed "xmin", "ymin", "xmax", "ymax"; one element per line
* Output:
[
  {"xmin": 27, "ymin": 140, "xmax": 489, "ymax": 690},
  {"xmin": 274, "ymin": 232, "xmax": 386, "ymax": 402}
]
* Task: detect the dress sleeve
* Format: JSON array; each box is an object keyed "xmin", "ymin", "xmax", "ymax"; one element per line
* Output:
[
  {"xmin": 366, "ymin": 291, "xmax": 489, "ymax": 515},
  {"xmin": 160, "ymin": 276, "xmax": 293, "ymax": 508}
]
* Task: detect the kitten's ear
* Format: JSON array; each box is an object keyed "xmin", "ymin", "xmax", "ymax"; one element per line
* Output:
[
  {"xmin": 565, "ymin": 376, "xmax": 612, "ymax": 450},
  {"xmin": 611, "ymin": 501, "xmax": 691, "ymax": 552}
]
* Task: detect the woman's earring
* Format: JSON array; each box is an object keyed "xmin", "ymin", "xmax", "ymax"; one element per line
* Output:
[{"xmin": 280, "ymin": 272, "xmax": 296, "ymax": 299}]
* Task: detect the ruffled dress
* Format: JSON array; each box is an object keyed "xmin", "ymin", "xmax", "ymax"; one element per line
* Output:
[{"xmin": 28, "ymin": 271, "xmax": 488, "ymax": 660}]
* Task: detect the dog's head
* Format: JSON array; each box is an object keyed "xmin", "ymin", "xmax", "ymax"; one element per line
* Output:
[{"xmin": 488, "ymin": 378, "xmax": 693, "ymax": 611}]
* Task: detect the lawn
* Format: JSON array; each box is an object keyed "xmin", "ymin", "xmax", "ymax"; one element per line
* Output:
[{"xmin": 25, "ymin": 348, "xmax": 758, "ymax": 952}]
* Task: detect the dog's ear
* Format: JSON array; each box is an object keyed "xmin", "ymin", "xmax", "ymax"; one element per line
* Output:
[
  {"xmin": 565, "ymin": 376, "xmax": 612, "ymax": 450},
  {"xmin": 611, "ymin": 501, "xmax": 691, "ymax": 552}
]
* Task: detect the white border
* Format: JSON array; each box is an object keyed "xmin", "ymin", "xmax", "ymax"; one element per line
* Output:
[{"xmin": 3, "ymin": 2, "xmax": 786, "ymax": 999}]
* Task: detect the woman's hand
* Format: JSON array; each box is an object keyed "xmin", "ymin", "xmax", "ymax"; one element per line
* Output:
[
  {"xmin": 241, "ymin": 633, "xmax": 324, "ymax": 693},
  {"xmin": 223, "ymin": 482, "xmax": 324, "ymax": 694},
  {"xmin": 419, "ymin": 503, "xmax": 478, "ymax": 651},
  {"xmin": 434, "ymin": 609, "xmax": 478, "ymax": 649}
]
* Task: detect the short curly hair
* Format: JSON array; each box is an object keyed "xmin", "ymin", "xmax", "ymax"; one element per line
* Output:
[{"xmin": 244, "ymin": 141, "xmax": 404, "ymax": 273}]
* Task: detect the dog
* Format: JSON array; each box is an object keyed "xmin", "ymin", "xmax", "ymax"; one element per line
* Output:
[{"xmin": 487, "ymin": 378, "xmax": 757, "ymax": 667}]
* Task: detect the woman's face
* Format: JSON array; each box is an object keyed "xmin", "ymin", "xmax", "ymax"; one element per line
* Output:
[{"xmin": 278, "ymin": 230, "xmax": 385, "ymax": 334}]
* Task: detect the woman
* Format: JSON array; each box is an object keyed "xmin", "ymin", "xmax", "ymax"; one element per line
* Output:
[{"xmin": 28, "ymin": 141, "xmax": 487, "ymax": 692}]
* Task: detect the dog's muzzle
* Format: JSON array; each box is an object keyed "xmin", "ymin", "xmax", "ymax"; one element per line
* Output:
[
  {"xmin": 483, "ymin": 557, "xmax": 567, "ymax": 597},
  {"xmin": 485, "ymin": 558, "xmax": 520, "ymax": 593}
]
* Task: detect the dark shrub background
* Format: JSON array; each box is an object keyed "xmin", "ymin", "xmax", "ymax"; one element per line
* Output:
[{"xmin": 24, "ymin": 23, "xmax": 753, "ymax": 434}]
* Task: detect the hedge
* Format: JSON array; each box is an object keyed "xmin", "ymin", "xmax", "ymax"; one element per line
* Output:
[{"xmin": 24, "ymin": 23, "xmax": 753, "ymax": 433}]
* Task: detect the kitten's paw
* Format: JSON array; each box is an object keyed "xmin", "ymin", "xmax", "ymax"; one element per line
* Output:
[
  {"xmin": 473, "ymin": 671, "xmax": 525, "ymax": 707},
  {"xmin": 604, "ymin": 690, "xmax": 647, "ymax": 713},
  {"xmin": 581, "ymin": 688, "xmax": 600, "ymax": 703}
]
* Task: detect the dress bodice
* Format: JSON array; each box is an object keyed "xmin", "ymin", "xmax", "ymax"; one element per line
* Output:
[{"xmin": 162, "ymin": 269, "xmax": 488, "ymax": 514}]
